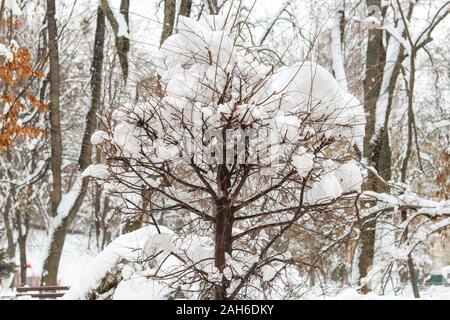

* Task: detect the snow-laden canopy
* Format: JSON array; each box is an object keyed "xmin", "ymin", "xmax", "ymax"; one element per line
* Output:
[{"xmin": 83, "ymin": 7, "xmax": 367, "ymax": 300}]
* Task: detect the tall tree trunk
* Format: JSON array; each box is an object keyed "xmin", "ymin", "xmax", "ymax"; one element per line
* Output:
[
  {"xmin": 358, "ymin": 1, "xmax": 415, "ymax": 293},
  {"xmin": 100, "ymin": 0, "xmax": 129, "ymax": 81},
  {"xmin": 41, "ymin": 184, "xmax": 87, "ymax": 285},
  {"xmin": 1, "ymin": 197, "xmax": 15, "ymax": 260},
  {"xmin": 17, "ymin": 224, "xmax": 27, "ymax": 286},
  {"xmin": 118, "ymin": 0, "xmax": 130, "ymax": 81},
  {"xmin": 41, "ymin": 0, "xmax": 64, "ymax": 285},
  {"xmin": 400, "ymin": 46, "xmax": 420, "ymax": 298},
  {"xmin": 214, "ymin": 155, "xmax": 234, "ymax": 299},
  {"xmin": 46, "ymin": 0, "xmax": 63, "ymax": 217},
  {"xmin": 79, "ymin": 6, "xmax": 106, "ymax": 170},
  {"xmin": 41, "ymin": 5, "xmax": 106, "ymax": 285},
  {"xmin": 14, "ymin": 205, "xmax": 29, "ymax": 286},
  {"xmin": 359, "ymin": 0, "xmax": 386, "ymax": 292},
  {"xmin": 179, "ymin": 0, "xmax": 192, "ymax": 17},
  {"xmin": 330, "ymin": 10, "xmax": 348, "ymax": 91},
  {"xmin": 160, "ymin": 0, "xmax": 176, "ymax": 45},
  {"xmin": 207, "ymin": 0, "xmax": 218, "ymax": 15}
]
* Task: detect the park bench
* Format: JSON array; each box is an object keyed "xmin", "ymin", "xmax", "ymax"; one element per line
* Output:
[{"xmin": 15, "ymin": 286, "xmax": 70, "ymax": 299}]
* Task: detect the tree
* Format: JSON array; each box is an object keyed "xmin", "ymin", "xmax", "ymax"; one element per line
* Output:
[
  {"xmin": 0, "ymin": 2, "xmax": 47, "ymax": 287},
  {"xmin": 80, "ymin": 7, "xmax": 366, "ymax": 300},
  {"xmin": 0, "ymin": 247, "xmax": 14, "ymax": 280},
  {"xmin": 41, "ymin": 1, "xmax": 107, "ymax": 285},
  {"xmin": 357, "ymin": 0, "xmax": 449, "ymax": 294}
]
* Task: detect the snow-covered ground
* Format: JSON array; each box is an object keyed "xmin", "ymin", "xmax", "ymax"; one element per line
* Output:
[
  {"xmin": 2, "ymin": 227, "xmax": 450, "ymax": 300},
  {"xmin": 24, "ymin": 229, "xmax": 98, "ymax": 286}
]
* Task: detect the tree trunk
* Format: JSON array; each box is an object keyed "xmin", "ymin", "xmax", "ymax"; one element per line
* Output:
[
  {"xmin": 79, "ymin": 5, "xmax": 105, "ymax": 170},
  {"xmin": 41, "ymin": 5, "xmax": 106, "ymax": 285},
  {"xmin": 214, "ymin": 161, "xmax": 234, "ymax": 300},
  {"xmin": 358, "ymin": 216, "xmax": 376, "ymax": 292},
  {"xmin": 160, "ymin": 0, "xmax": 176, "ymax": 45},
  {"xmin": 46, "ymin": 0, "xmax": 63, "ymax": 217},
  {"xmin": 400, "ymin": 47, "xmax": 420, "ymax": 298},
  {"xmin": 41, "ymin": 180, "xmax": 88, "ymax": 285},
  {"xmin": 359, "ymin": 0, "xmax": 386, "ymax": 292},
  {"xmin": 207, "ymin": 0, "xmax": 218, "ymax": 15},
  {"xmin": 1, "ymin": 197, "xmax": 15, "ymax": 260},
  {"xmin": 214, "ymin": 196, "xmax": 233, "ymax": 300},
  {"xmin": 179, "ymin": 0, "xmax": 192, "ymax": 17},
  {"xmin": 407, "ymin": 253, "xmax": 420, "ymax": 298},
  {"xmin": 17, "ymin": 234, "xmax": 27, "ymax": 286},
  {"xmin": 100, "ymin": 0, "xmax": 129, "ymax": 81}
]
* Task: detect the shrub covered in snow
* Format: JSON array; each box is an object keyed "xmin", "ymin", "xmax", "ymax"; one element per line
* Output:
[{"xmin": 83, "ymin": 6, "xmax": 366, "ymax": 300}]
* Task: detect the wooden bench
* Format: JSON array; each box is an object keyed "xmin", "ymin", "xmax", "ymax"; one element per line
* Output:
[{"xmin": 16, "ymin": 286, "xmax": 70, "ymax": 299}]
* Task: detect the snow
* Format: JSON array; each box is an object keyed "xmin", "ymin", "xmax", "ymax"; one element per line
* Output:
[
  {"xmin": 333, "ymin": 161, "xmax": 363, "ymax": 193},
  {"xmin": 5, "ymin": 0, "xmax": 22, "ymax": 16},
  {"xmin": 23, "ymin": 229, "xmax": 97, "ymax": 287},
  {"xmin": 305, "ymin": 172, "xmax": 343, "ymax": 205},
  {"xmin": 428, "ymin": 119, "xmax": 450, "ymax": 133},
  {"xmin": 0, "ymin": 44, "xmax": 13, "ymax": 62},
  {"xmin": 330, "ymin": 12, "xmax": 348, "ymax": 91},
  {"xmin": 440, "ymin": 266, "xmax": 450, "ymax": 279},
  {"xmin": 274, "ymin": 115, "xmax": 300, "ymax": 142},
  {"xmin": 113, "ymin": 122, "xmax": 141, "ymax": 155},
  {"xmin": 3, "ymin": 103, "xmax": 11, "ymax": 115},
  {"xmin": 261, "ymin": 264, "xmax": 278, "ymax": 281},
  {"xmin": 375, "ymin": 27, "xmax": 401, "ymax": 134},
  {"xmin": 268, "ymin": 62, "xmax": 342, "ymax": 116},
  {"xmin": 332, "ymin": 286, "xmax": 450, "ymax": 300},
  {"xmin": 81, "ymin": 164, "xmax": 109, "ymax": 179},
  {"xmin": 292, "ymin": 147, "xmax": 314, "ymax": 177},
  {"xmin": 64, "ymin": 225, "xmax": 171, "ymax": 300},
  {"xmin": 362, "ymin": 190, "xmax": 450, "ymax": 218},
  {"xmin": 257, "ymin": 1, "xmax": 290, "ymax": 46},
  {"xmin": 335, "ymin": 92, "xmax": 366, "ymax": 147},
  {"xmin": 261, "ymin": 61, "xmax": 365, "ymax": 147},
  {"xmin": 155, "ymin": 141, "xmax": 179, "ymax": 161},
  {"xmin": 107, "ymin": 0, "xmax": 129, "ymax": 38},
  {"xmin": 144, "ymin": 233, "xmax": 176, "ymax": 255},
  {"xmin": 56, "ymin": 177, "xmax": 83, "ymax": 219},
  {"xmin": 185, "ymin": 242, "xmax": 215, "ymax": 264},
  {"xmin": 40, "ymin": 177, "xmax": 84, "ymax": 281},
  {"xmin": 113, "ymin": 275, "xmax": 170, "ymax": 300},
  {"xmin": 90, "ymin": 130, "xmax": 109, "ymax": 145}
]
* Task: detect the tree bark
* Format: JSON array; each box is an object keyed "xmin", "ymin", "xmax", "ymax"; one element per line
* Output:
[
  {"xmin": 179, "ymin": 0, "xmax": 192, "ymax": 17},
  {"xmin": 400, "ymin": 44, "xmax": 420, "ymax": 298},
  {"xmin": 122, "ymin": 188, "xmax": 152, "ymax": 234},
  {"xmin": 359, "ymin": 0, "xmax": 386, "ymax": 292},
  {"xmin": 207, "ymin": 0, "xmax": 218, "ymax": 15},
  {"xmin": 160, "ymin": 0, "xmax": 176, "ymax": 45},
  {"xmin": 100, "ymin": 0, "xmax": 129, "ymax": 81},
  {"xmin": 214, "ymin": 200, "xmax": 233, "ymax": 300},
  {"xmin": 46, "ymin": 0, "xmax": 63, "ymax": 217},
  {"xmin": 79, "ymin": 6, "xmax": 105, "ymax": 170},
  {"xmin": 214, "ymin": 160, "xmax": 234, "ymax": 300},
  {"xmin": 1, "ymin": 196, "xmax": 15, "ymax": 260},
  {"xmin": 17, "ymin": 225, "xmax": 28, "ymax": 286},
  {"xmin": 358, "ymin": 1, "xmax": 416, "ymax": 293},
  {"xmin": 41, "ymin": 179, "xmax": 89, "ymax": 285},
  {"xmin": 41, "ymin": 5, "xmax": 106, "ymax": 285}
]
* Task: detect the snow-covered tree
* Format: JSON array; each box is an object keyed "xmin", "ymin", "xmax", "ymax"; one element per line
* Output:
[
  {"xmin": 0, "ymin": 230, "xmax": 15, "ymax": 286},
  {"xmin": 75, "ymin": 5, "xmax": 367, "ymax": 300}
]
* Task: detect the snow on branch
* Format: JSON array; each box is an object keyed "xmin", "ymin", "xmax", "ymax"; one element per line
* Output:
[{"xmin": 361, "ymin": 190, "xmax": 450, "ymax": 218}]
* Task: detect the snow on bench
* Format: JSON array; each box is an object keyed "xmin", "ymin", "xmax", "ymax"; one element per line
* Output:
[{"xmin": 16, "ymin": 286, "xmax": 70, "ymax": 299}]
